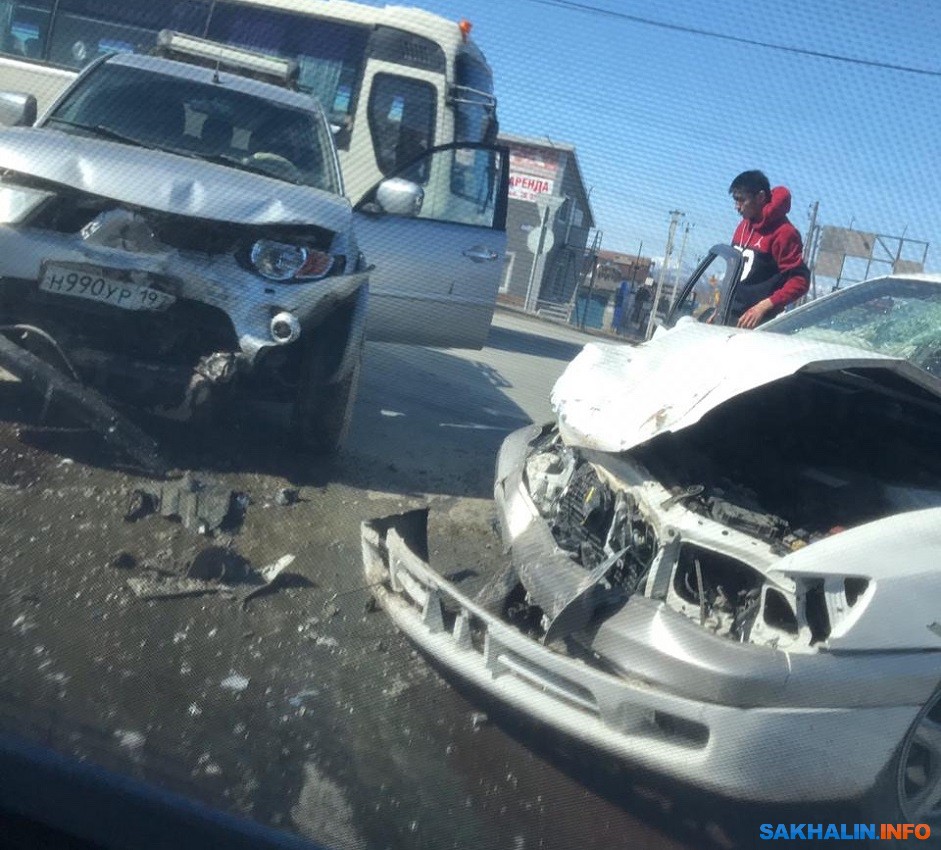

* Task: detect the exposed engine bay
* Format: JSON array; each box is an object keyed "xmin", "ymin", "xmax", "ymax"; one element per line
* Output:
[{"xmin": 520, "ymin": 367, "xmax": 941, "ymax": 652}]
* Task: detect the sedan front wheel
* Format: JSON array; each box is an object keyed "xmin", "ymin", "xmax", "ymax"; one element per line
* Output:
[
  {"xmin": 896, "ymin": 687, "xmax": 941, "ymax": 824},
  {"xmin": 864, "ymin": 685, "xmax": 941, "ymax": 834}
]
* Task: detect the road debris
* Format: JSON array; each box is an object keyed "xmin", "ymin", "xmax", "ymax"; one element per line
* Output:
[
  {"xmin": 125, "ymin": 572, "xmax": 231, "ymax": 601},
  {"xmin": 186, "ymin": 546, "xmax": 248, "ymax": 582},
  {"xmin": 124, "ymin": 473, "xmax": 240, "ymax": 534},
  {"xmin": 470, "ymin": 711, "xmax": 489, "ymax": 731},
  {"xmin": 240, "ymin": 554, "xmax": 296, "ymax": 608},
  {"xmin": 124, "ymin": 552, "xmax": 298, "ymax": 605},
  {"xmin": 115, "ymin": 729, "xmax": 146, "ymax": 751},
  {"xmin": 274, "ymin": 487, "xmax": 300, "ymax": 506},
  {"xmin": 12, "ymin": 613, "xmax": 37, "ymax": 634},
  {"xmin": 220, "ymin": 673, "xmax": 250, "ymax": 693},
  {"xmin": 108, "ymin": 551, "xmax": 137, "ymax": 570},
  {"xmin": 0, "ymin": 328, "xmax": 166, "ymax": 476},
  {"xmin": 289, "ymin": 687, "xmax": 321, "ymax": 707}
]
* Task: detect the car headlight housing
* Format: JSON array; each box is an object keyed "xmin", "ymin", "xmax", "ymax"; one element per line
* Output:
[
  {"xmin": 250, "ymin": 239, "xmax": 337, "ymax": 282},
  {"xmin": 0, "ymin": 185, "xmax": 54, "ymax": 224}
]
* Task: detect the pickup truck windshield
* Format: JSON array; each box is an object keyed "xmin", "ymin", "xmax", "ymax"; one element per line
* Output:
[{"xmin": 46, "ymin": 62, "xmax": 340, "ymax": 193}]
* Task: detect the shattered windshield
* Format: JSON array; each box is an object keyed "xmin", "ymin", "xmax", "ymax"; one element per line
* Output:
[
  {"xmin": 46, "ymin": 62, "xmax": 340, "ymax": 193},
  {"xmin": 765, "ymin": 278, "xmax": 941, "ymax": 378}
]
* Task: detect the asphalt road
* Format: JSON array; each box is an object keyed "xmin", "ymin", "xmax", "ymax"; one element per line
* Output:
[{"xmin": 0, "ymin": 311, "xmax": 852, "ymax": 850}]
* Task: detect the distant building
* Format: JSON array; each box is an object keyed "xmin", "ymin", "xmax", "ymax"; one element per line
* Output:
[
  {"xmin": 593, "ymin": 249, "xmax": 652, "ymax": 290},
  {"xmin": 573, "ymin": 249, "xmax": 654, "ymax": 333},
  {"xmin": 496, "ymin": 132, "xmax": 594, "ymax": 312}
]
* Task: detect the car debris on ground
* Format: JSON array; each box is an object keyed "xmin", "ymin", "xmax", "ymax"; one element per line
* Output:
[
  {"xmin": 0, "ymin": 328, "xmax": 166, "ymax": 476},
  {"xmin": 124, "ymin": 474, "xmax": 244, "ymax": 534},
  {"xmin": 126, "ymin": 552, "xmax": 297, "ymax": 606}
]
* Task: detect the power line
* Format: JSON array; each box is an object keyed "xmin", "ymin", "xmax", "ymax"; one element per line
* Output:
[{"xmin": 521, "ymin": 0, "xmax": 941, "ymax": 78}]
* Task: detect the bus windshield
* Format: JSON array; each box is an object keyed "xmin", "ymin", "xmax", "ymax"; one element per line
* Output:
[{"xmin": 204, "ymin": 4, "xmax": 369, "ymax": 146}]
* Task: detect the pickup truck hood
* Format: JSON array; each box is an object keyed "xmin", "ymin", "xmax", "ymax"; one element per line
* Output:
[
  {"xmin": 552, "ymin": 319, "xmax": 941, "ymax": 453},
  {"xmin": 0, "ymin": 127, "xmax": 351, "ymax": 229}
]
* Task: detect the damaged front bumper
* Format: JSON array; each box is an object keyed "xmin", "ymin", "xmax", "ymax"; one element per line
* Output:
[
  {"xmin": 0, "ymin": 216, "xmax": 366, "ymax": 415},
  {"xmin": 0, "ymin": 219, "xmax": 367, "ymax": 362},
  {"xmin": 362, "ymin": 426, "xmax": 938, "ymax": 805}
]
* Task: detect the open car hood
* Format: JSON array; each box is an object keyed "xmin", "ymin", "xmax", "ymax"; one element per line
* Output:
[
  {"xmin": 552, "ymin": 319, "xmax": 941, "ymax": 453},
  {"xmin": 0, "ymin": 127, "xmax": 351, "ymax": 229}
]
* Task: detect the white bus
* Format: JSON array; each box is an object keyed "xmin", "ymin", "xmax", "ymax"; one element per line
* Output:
[
  {"xmin": 0, "ymin": 0, "xmax": 508, "ymax": 348},
  {"xmin": 0, "ymin": 0, "xmax": 498, "ymax": 204}
]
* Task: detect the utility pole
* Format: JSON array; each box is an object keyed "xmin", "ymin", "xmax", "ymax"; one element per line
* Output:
[
  {"xmin": 804, "ymin": 201, "xmax": 819, "ymax": 300},
  {"xmin": 670, "ymin": 221, "xmax": 693, "ymax": 312},
  {"xmin": 647, "ymin": 210, "xmax": 683, "ymax": 340},
  {"xmin": 804, "ymin": 201, "xmax": 819, "ymax": 262}
]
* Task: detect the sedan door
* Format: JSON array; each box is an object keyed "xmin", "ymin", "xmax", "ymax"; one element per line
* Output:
[
  {"xmin": 353, "ymin": 143, "xmax": 509, "ymax": 349},
  {"xmin": 665, "ymin": 244, "xmax": 744, "ymax": 329}
]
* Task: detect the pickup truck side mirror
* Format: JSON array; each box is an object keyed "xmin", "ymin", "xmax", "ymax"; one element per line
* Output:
[
  {"xmin": 375, "ymin": 178, "xmax": 424, "ymax": 218},
  {"xmin": 0, "ymin": 92, "xmax": 37, "ymax": 127}
]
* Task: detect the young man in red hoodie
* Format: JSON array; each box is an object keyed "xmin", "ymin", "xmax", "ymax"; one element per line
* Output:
[{"xmin": 729, "ymin": 170, "xmax": 809, "ymax": 328}]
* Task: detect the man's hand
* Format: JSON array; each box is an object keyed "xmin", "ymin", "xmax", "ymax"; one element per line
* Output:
[{"xmin": 737, "ymin": 297, "xmax": 774, "ymax": 329}]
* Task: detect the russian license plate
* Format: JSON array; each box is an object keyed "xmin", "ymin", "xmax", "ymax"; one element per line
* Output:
[{"xmin": 39, "ymin": 265, "xmax": 175, "ymax": 311}]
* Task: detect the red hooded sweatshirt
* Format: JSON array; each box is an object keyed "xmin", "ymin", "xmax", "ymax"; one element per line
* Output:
[{"xmin": 731, "ymin": 186, "xmax": 808, "ymax": 315}]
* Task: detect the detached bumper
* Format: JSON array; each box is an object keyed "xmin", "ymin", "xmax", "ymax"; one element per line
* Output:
[{"xmin": 362, "ymin": 509, "xmax": 912, "ymax": 803}]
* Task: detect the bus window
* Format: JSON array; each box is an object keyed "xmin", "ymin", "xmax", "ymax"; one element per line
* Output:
[
  {"xmin": 368, "ymin": 74, "xmax": 436, "ymax": 180},
  {"xmin": 0, "ymin": 0, "xmax": 53, "ymax": 60},
  {"xmin": 453, "ymin": 53, "xmax": 496, "ymax": 145},
  {"xmin": 450, "ymin": 54, "xmax": 497, "ymax": 205},
  {"xmin": 46, "ymin": 0, "xmax": 208, "ymax": 68},
  {"xmin": 367, "ymin": 25, "xmax": 445, "ymax": 74},
  {"xmin": 205, "ymin": 5, "xmax": 369, "ymax": 152}
]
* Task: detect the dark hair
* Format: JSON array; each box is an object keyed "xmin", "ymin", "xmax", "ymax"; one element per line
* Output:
[{"xmin": 729, "ymin": 170, "xmax": 771, "ymax": 196}]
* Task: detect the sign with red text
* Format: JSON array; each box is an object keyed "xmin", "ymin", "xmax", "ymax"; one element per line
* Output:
[
  {"xmin": 509, "ymin": 173, "xmax": 555, "ymax": 202},
  {"xmin": 508, "ymin": 145, "xmax": 560, "ymax": 202}
]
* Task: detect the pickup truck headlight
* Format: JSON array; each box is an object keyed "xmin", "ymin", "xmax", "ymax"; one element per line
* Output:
[
  {"xmin": 250, "ymin": 239, "xmax": 336, "ymax": 281},
  {"xmin": 0, "ymin": 185, "xmax": 54, "ymax": 224}
]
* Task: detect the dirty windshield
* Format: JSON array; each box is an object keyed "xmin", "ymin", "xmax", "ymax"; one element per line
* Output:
[{"xmin": 47, "ymin": 62, "xmax": 340, "ymax": 192}]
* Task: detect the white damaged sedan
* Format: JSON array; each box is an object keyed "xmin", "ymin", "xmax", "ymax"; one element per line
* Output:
[{"xmin": 364, "ymin": 272, "xmax": 941, "ymax": 822}]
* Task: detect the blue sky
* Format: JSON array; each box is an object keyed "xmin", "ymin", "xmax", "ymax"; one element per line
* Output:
[{"xmin": 362, "ymin": 0, "xmax": 941, "ymax": 275}]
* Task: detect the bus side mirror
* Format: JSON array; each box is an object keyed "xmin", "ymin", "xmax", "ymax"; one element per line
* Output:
[
  {"xmin": 375, "ymin": 178, "xmax": 424, "ymax": 217},
  {"xmin": 330, "ymin": 122, "xmax": 351, "ymax": 149},
  {"xmin": 0, "ymin": 92, "xmax": 37, "ymax": 127}
]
